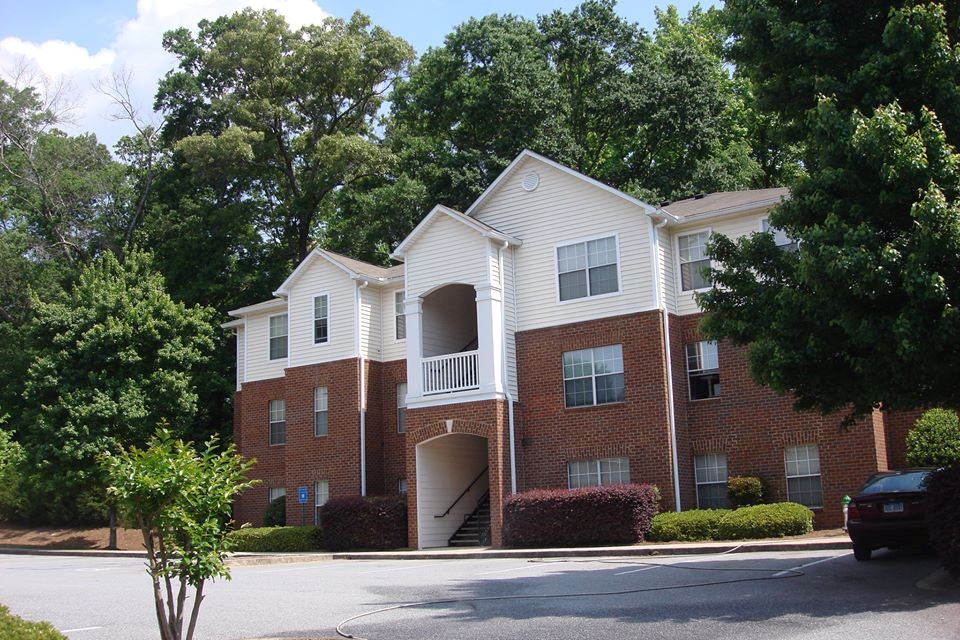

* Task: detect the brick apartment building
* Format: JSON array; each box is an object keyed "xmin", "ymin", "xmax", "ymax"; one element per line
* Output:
[{"xmin": 224, "ymin": 150, "xmax": 917, "ymax": 549}]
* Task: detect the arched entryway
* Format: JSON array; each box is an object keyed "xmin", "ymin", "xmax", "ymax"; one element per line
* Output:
[{"xmin": 415, "ymin": 432, "xmax": 489, "ymax": 548}]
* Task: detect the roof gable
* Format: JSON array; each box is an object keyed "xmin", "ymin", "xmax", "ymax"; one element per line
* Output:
[
  {"xmin": 391, "ymin": 204, "xmax": 521, "ymax": 259},
  {"xmin": 274, "ymin": 248, "xmax": 402, "ymax": 297}
]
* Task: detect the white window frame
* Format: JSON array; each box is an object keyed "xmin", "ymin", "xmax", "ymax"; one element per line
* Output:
[
  {"xmin": 313, "ymin": 294, "xmax": 329, "ymax": 345},
  {"xmin": 567, "ymin": 457, "xmax": 630, "ymax": 489},
  {"xmin": 268, "ymin": 487, "xmax": 286, "ymax": 503},
  {"xmin": 395, "ymin": 290, "xmax": 406, "ymax": 340},
  {"xmin": 268, "ymin": 314, "xmax": 288, "ymax": 360},
  {"xmin": 398, "ymin": 478, "xmax": 407, "ymax": 494},
  {"xmin": 396, "ymin": 382, "xmax": 407, "ymax": 433},
  {"xmin": 677, "ymin": 229, "xmax": 712, "ymax": 292},
  {"xmin": 761, "ymin": 218, "xmax": 798, "ymax": 252},
  {"xmin": 314, "ymin": 479, "xmax": 329, "ymax": 525},
  {"xmin": 563, "ymin": 344, "xmax": 625, "ymax": 408},
  {"xmin": 268, "ymin": 399, "xmax": 285, "ymax": 445},
  {"xmin": 314, "ymin": 386, "xmax": 328, "ymax": 437},
  {"xmin": 694, "ymin": 453, "xmax": 729, "ymax": 509},
  {"xmin": 785, "ymin": 445, "xmax": 823, "ymax": 508},
  {"xmin": 686, "ymin": 340, "xmax": 720, "ymax": 400},
  {"xmin": 555, "ymin": 234, "xmax": 621, "ymax": 303}
]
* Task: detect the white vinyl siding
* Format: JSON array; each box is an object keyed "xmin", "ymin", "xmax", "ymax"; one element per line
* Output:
[
  {"xmin": 567, "ymin": 458, "xmax": 630, "ymax": 489},
  {"xmin": 243, "ymin": 309, "xmax": 288, "ymax": 382},
  {"xmin": 403, "ymin": 213, "xmax": 491, "ymax": 299},
  {"xmin": 380, "ymin": 285, "xmax": 407, "ymax": 362},
  {"xmin": 762, "ymin": 218, "xmax": 798, "ymax": 252},
  {"xmin": 471, "ymin": 159, "xmax": 657, "ymax": 331},
  {"xmin": 286, "ymin": 260, "xmax": 358, "ymax": 369}
]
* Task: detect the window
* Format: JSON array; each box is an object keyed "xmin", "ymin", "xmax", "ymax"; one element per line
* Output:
[
  {"xmin": 395, "ymin": 291, "xmax": 406, "ymax": 340},
  {"xmin": 686, "ymin": 340, "xmax": 720, "ymax": 400},
  {"xmin": 695, "ymin": 453, "xmax": 729, "ymax": 509},
  {"xmin": 678, "ymin": 231, "xmax": 711, "ymax": 291},
  {"xmin": 785, "ymin": 445, "xmax": 823, "ymax": 508},
  {"xmin": 567, "ymin": 458, "xmax": 630, "ymax": 489},
  {"xmin": 314, "ymin": 387, "xmax": 328, "ymax": 437},
  {"xmin": 398, "ymin": 478, "xmax": 407, "ymax": 494},
  {"xmin": 556, "ymin": 236, "xmax": 619, "ymax": 301},
  {"xmin": 563, "ymin": 345, "xmax": 625, "ymax": 408},
  {"xmin": 396, "ymin": 382, "xmax": 407, "ymax": 433},
  {"xmin": 268, "ymin": 399, "xmax": 285, "ymax": 445},
  {"xmin": 313, "ymin": 295, "xmax": 329, "ymax": 344},
  {"xmin": 762, "ymin": 218, "xmax": 798, "ymax": 252},
  {"xmin": 268, "ymin": 487, "xmax": 286, "ymax": 503},
  {"xmin": 269, "ymin": 314, "xmax": 288, "ymax": 360},
  {"xmin": 314, "ymin": 480, "xmax": 329, "ymax": 525}
]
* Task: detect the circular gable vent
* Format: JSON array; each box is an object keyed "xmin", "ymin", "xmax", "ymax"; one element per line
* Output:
[{"xmin": 521, "ymin": 171, "xmax": 540, "ymax": 191}]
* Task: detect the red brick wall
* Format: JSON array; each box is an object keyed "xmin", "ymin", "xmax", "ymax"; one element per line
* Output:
[
  {"xmin": 378, "ymin": 359, "xmax": 408, "ymax": 496},
  {"xmin": 514, "ymin": 311, "xmax": 678, "ymax": 510},
  {"xmin": 674, "ymin": 314, "xmax": 893, "ymax": 528},
  {"xmin": 233, "ymin": 377, "xmax": 287, "ymax": 526},
  {"xmin": 883, "ymin": 408, "xmax": 923, "ymax": 469}
]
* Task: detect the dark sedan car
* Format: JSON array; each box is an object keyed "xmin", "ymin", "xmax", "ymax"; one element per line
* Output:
[{"xmin": 847, "ymin": 468, "xmax": 935, "ymax": 561}]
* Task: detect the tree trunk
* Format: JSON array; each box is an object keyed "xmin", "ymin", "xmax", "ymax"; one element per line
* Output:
[{"xmin": 108, "ymin": 507, "xmax": 118, "ymax": 550}]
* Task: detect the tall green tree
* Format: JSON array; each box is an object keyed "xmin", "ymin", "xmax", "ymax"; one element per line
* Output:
[
  {"xmin": 699, "ymin": 1, "xmax": 960, "ymax": 416},
  {"xmin": 154, "ymin": 8, "xmax": 415, "ymax": 265},
  {"xmin": 18, "ymin": 249, "xmax": 215, "ymax": 522}
]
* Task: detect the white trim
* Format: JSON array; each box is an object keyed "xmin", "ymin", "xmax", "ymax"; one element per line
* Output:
[{"xmin": 228, "ymin": 298, "xmax": 286, "ymax": 318}]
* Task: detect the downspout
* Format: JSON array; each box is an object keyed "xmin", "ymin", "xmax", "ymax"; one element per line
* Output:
[
  {"xmin": 652, "ymin": 215, "xmax": 682, "ymax": 512},
  {"xmin": 497, "ymin": 241, "xmax": 517, "ymax": 494},
  {"xmin": 356, "ymin": 280, "xmax": 369, "ymax": 496}
]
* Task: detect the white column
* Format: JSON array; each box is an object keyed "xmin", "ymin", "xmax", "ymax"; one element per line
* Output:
[
  {"xmin": 404, "ymin": 296, "xmax": 424, "ymax": 400},
  {"xmin": 475, "ymin": 284, "xmax": 504, "ymax": 395}
]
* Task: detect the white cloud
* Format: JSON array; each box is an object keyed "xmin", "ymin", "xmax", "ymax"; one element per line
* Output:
[{"xmin": 0, "ymin": 0, "xmax": 331, "ymax": 150}]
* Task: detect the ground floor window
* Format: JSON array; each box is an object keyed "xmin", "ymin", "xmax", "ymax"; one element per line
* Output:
[
  {"xmin": 695, "ymin": 453, "xmax": 729, "ymax": 509},
  {"xmin": 398, "ymin": 478, "xmax": 407, "ymax": 494},
  {"xmin": 785, "ymin": 444, "xmax": 823, "ymax": 508},
  {"xmin": 314, "ymin": 480, "xmax": 329, "ymax": 525},
  {"xmin": 567, "ymin": 457, "xmax": 630, "ymax": 489},
  {"xmin": 268, "ymin": 487, "xmax": 285, "ymax": 504}
]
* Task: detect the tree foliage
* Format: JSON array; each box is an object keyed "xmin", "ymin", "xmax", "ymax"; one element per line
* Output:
[
  {"xmin": 102, "ymin": 429, "xmax": 256, "ymax": 640},
  {"xmin": 18, "ymin": 249, "xmax": 215, "ymax": 522},
  {"xmin": 906, "ymin": 408, "xmax": 960, "ymax": 467},
  {"xmin": 700, "ymin": 1, "xmax": 960, "ymax": 416}
]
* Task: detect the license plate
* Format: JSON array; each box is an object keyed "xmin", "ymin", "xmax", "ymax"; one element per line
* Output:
[{"xmin": 883, "ymin": 502, "xmax": 904, "ymax": 513}]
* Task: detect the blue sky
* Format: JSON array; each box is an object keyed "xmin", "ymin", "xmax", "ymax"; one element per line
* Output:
[{"xmin": 2, "ymin": 0, "xmax": 713, "ymax": 148}]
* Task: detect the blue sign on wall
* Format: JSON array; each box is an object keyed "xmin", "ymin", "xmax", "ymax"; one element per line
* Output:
[{"xmin": 298, "ymin": 486, "xmax": 308, "ymax": 504}]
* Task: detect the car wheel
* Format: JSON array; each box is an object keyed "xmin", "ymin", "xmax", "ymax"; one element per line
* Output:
[{"xmin": 853, "ymin": 544, "xmax": 872, "ymax": 561}]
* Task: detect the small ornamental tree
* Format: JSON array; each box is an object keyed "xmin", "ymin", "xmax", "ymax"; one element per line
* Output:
[
  {"xmin": 906, "ymin": 408, "xmax": 960, "ymax": 467},
  {"xmin": 102, "ymin": 429, "xmax": 256, "ymax": 640}
]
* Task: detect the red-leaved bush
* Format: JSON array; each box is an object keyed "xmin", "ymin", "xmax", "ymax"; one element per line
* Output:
[
  {"xmin": 926, "ymin": 463, "xmax": 960, "ymax": 578},
  {"xmin": 319, "ymin": 495, "xmax": 407, "ymax": 551}
]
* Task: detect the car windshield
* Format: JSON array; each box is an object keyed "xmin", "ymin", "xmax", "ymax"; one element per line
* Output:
[{"xmin": 860, "ymin": 471, "xmax": 930, "ymax": 495}]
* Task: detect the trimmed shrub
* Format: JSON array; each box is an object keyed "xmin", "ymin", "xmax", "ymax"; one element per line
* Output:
[
  {"xmin": 502, "ymin": 484, "xmax": 660, "ymax": 548},
  {"xmin": 319, "ymin": 495, "xmax": 407, "ymax": 551},
  {"xmin": 926, "ymin": 463, "xmax": 960, "ymax": 578},
  {"xmin": 648, "ymin": 509, "xmax": 729, "ymax": 542},
  {"xmin": 0, "ymin": 604, "xmax": 67, "ymax": 640},
  {"xmin": 727, "ymin": 475, "xmax": 768, "ymax": 508},
  {"xmin": 228, "ymin": 525, "xmax": 322, "ymax": 552},
  {"xmin": 906, "ymin": 408, "xmax": 960, "ymax": 467},
  {"xmin": 263, "ymin": 496, "xmax": 286, "ymax": 527},
  {"xmin": 714, "ymin": 502, "xmax": 813, "ymax": 540}
]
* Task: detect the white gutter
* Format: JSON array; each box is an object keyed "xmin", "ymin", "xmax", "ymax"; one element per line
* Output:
[
  {"xmin": 497, "ymin": 241, "xmax": 518, "ymax": 494},
  {"xmin": 356, "ymin": 280, "xmax": 369, "ymax": 496},
  {"xmin": 650, "ymin": 214, "xmax": 682, "ymax": 512}
]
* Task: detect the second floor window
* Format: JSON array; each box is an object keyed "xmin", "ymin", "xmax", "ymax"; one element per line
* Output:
[
  {"xmin": 269, "ymin": 314, "xmax": 288, "ymax": 360},
  {"xmin": 314, "ymin": 295, "xmax": 329, "ymax": 344},
  {"xmin": 563, "ymin": 344, "xmax": 624, "ymax": 408},
  {"xmin": 395, "ymin": 291, "xmax": 406, "ymax": 340},
  {"xmin": 678, "ymin": 231, "xmax": 711, "ymax": 291},
  {"xmin": 268, "ymin": 399, "xmax": 286, "ymax": 445},
  {"xmin": 556, "ymin": 236, "xmax": 619, "ymax": 301},
  {"xmin": 314, "ymin": 386, "xmax": 328, "ymax": 437},
  {"xmin": 762, "ymin": 218, "xmax": 798, "ymax": 252},
  {"xmin": 686, "ymin": 340, "xmax": 720, "ymax": 400}
]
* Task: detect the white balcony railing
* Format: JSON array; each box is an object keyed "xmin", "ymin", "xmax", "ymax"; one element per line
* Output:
[{"xmin": 421, "ymin": 350, "xmax": 479, "ymax": 395}]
